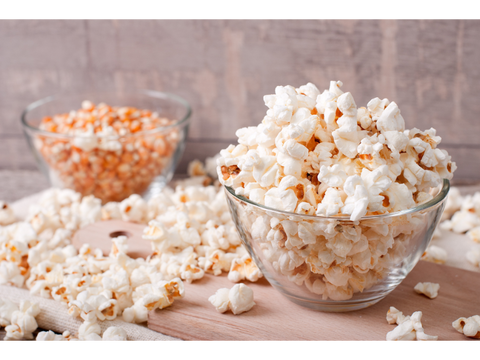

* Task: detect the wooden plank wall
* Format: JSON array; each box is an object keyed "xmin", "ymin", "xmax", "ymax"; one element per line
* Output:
[{"xmin": 0, "ymin": 20, "xmax": 479, "ymax": 183}]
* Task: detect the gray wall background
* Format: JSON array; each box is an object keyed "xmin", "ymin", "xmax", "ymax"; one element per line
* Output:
[{"xmin": 1, "ymin": 20, "xmax": 479, "ymax": 183}]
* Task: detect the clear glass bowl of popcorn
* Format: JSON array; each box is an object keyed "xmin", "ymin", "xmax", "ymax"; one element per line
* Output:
[
  {"xmin": 21, "ymin": 90, "xmax": 191, "ymax": 203},
  {"xmin": 225, "ymin": 179, "xmax": 449, "ymax": 312}
]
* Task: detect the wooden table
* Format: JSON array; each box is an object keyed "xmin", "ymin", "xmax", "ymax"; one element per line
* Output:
[{"xmin": 4, "ymin": 173, "xmax": 480, "ymax": 341}]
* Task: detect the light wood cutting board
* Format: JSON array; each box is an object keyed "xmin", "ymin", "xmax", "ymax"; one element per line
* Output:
[
  {"xmin": 72, "ymin": 220, "xmax": 479, "ymax": 340},
  {"xmin": 148, "ymin": 261, "xmax": 480, "ymax": 341}
]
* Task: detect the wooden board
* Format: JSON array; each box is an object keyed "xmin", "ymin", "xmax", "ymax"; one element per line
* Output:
[
  {"xmin": 148, "ymin": 261, "xmax": 480, "ymax": 341},
  {"xmin": 72, "ymin": 220, "xmax": 152, "ymax": 259},
  {"xmin": 72, "ymin": 219, "xmax": 479, "ymax": 340}
]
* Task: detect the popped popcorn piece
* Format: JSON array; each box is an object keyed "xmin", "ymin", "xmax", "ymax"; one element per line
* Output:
[
  {"xmin": 466, "ymin": 246, "xmax": 480, "ymax": 267},
  {"xmin": 0, "ymin": 261, "xmax": 25, "ymax": 287},
  {"xmin": 36, "ymin": 330, "xmax": 72, "ymax": 341},
  {"xmin": 227, "ymin": 254, "xmax": 263, "ymax": 283},
  {"xmin": 102, "ymin": 326, "xmax": 127, "ymax": 341},
  {"xmin": 386, "ymin": 308, "xmax": 437, "ymax": 341},
  {"xmin": 0, "ymin": 201, "xmax": 16, "ymax": 226},
  {"xmin": 78, "ymin": 312, "xmax": 101, "ymax": 340},
  {"xmin": 452, "ymin": 316, "xmax": 480, "ymax": 339},
  {"xmin": 386, "ymin": 306, "xmax": 407, "ymax": 325},
  {"xmin": 209, "ymin": 283, "xmax": 256, "ymax": 315},
  {"xmin": 414, "ymin": 282, "xmax": 440, "ymax": 299},
  {"xmin": 441, "ymin": 187, "xmax": 463, "ymax": 220},
  {"xmin": 119, "ymin": 194, "xmax": 147, "ymax": 223},
  {"xmin": 4, "ymin": 300, "xmax": 41, "ymax": 341},
  {"xmin": 123, "ymin": 278, "xmax": 184, "ymax": 323},
  {"xmin": 421, "ymin": 245, "xmax": 447, "ymax": 264},
  {"xmin": 208, "ymin": 288, "xmax": 230, "ymax": 313},
  {"xmin": 466, "ymin": 227, "xmax": 480, "ymax": 243},
  {"xmin": 0, "ymin": 298, "xmax": 19, "ymax": 327}
]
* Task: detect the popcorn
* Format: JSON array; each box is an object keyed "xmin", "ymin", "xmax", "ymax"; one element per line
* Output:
[
  {"xmin": 228, "ymin": 254, "xmax": 263, "ymax": 283},
  {"xmin": 4, "ymin": 300, "xmax": 41, "ymax": 340},
  {"xmin": 119, "ymin": 194, "xmax": 147, "ymax": 223},
  {"xmin": 452, "ymin": 316, "xmax": 480, "ymax": 339},
  {"xmin": 0, "ymin": 201, "xmax": 16, "ymax": 226},
  {"xmin": 123, "ymin": 278, "xmax": 184, "ymax": 323},
  {"xmin": 208, "ymin": 288, "xmax": 230, "ymax": 313},
  {"xmin": 467, "ymin": 227, "xmax": 480, "ymax": 243},
  {"xmin": 386, "ymin": 306, "xmax": 407, "ymax": 325},
  {"xmin": 208, "ymin": 283, "xmax": 256, "ymax": 315},
  {"xmin": 78, "ymin": 312, "xmax": 101, "ymax": 340},
  {"xmin": 0, "ymin": 261, "xmax": 25, "ymax": 287},
  {"xmin": 421, "ymin": 245, "xmax": 447, "ymax": 264},
  {"xmin": 0, "ymin": 298, "xmax": 19, "ymax": 327},
  {"xmin": 102, "ymin": 326, "xmax": 127, "ymax": 341},
  {"xmin": 414, "ymin": 282, "xmax": 440, "ymax": 299},
  {"xmin": 466, "ymin": 246, "xmax": 480, "ymax": 267},
  {"xmin": 36, "ymin": 330, "xmax": 74, "ymax": 341},
  {"xmin": 218, "ymin": 79, "xmax": 455, "ymax": 223},
  {"xmin": 386, "ymin": 308, "xmax": 437, "ymax": 341}
]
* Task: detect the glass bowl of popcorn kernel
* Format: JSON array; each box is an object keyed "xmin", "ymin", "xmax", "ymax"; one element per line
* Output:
[
  {"xmin": 225, "ymin": 179, "xmax": 449, "ymax": 312},
  {"xmin": 21, "ymin": 90, "xmax": 191, "ymax": 203}
]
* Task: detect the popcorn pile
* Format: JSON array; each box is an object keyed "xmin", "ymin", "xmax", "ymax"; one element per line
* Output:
[
  {"xmin": 35, "ymin": 101, "xmax": 181, "ymax": 203},
  {"xmin": 218, "ymin": 81, "xmax": 456, "ymax": 220},
  {"xmin": 216, "ymin": 81, "xmax": 455, "ymax": 301},
  {"xmin": 0, "ymin": 162, "xmax": 262, "ymax": 339}
]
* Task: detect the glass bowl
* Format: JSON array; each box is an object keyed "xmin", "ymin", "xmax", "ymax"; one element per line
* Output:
[
  {"xmin": 21, "ymin": 90, "xmax": 191, "ymax": 203},
  {"xmin": 225, "ymin": 179, "xmax": 449, "ymax": 312}
]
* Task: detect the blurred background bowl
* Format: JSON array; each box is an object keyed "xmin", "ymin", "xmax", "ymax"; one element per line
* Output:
[
  {"xmin": 21, "ymin": 89, "xmax": 191, "ymax": 203},
  {"xmin": 225, "ymin": 179, "xmax": 449, "ymax": 312}
]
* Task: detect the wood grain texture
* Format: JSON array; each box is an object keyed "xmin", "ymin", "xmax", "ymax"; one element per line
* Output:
[
  {"xmin": 1, "ymin": 20, "xmax": 480, "ymax": 179},
  {"xmin": 147, "ymin": 261, "xmax": 480, "ymax": 341}
]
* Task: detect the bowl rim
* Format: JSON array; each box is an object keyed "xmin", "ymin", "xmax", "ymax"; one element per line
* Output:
[
  {"xmin": 20, "ymin": 89, "xmax": 192, "ymax": 139},
  {"xmin": 225, "ymin": 178, "xmax": 450, "ymax": 221}
]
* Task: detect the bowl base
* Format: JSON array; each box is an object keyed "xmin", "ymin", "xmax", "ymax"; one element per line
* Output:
[{"xmin": 272, "ymin": 284, "xmax": 388, "ymax": 312}]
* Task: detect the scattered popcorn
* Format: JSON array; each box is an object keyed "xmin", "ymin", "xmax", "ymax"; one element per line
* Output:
[
  {"xmin": 35, "ymin": 331, "xmax": 69, "ymax": 344},
  {"xmin": 102, "ymin": 326, "xmax": 127, "ymax": 341},
  {"xmin": 441, "ymin": 187, "xmax": 463, "ymax": 221},
  {"xmin": 4, "ymin": 300, "xmax": 41, "ymax": 340},
  {"xmin": 386, "ymin": 307, "xmax": 437, "ymax": 341},
  {"xmin": 414, "ymin": 282, "xmax": 440, "ymax": 299},
  {"xmin": 441, "ymin": 191, "xmax": 480, "ymax": 233},
  {"xmin": 452, "ymin": 315, "xmax": 480, "ymax": 339},
  {"xmin": 466, "ymin": 246, "xmax": 480, "ymax": 267},
  {"xmin": 467, "ymin": 227, "xmax": 480, "ymax": 243},
  {"xmin": 386, "ymin": 306, "xmax": 407, "ymax": 325},
  {"xmin": 35, "ymin": 101, "xmax": 181, "ymax": 203},
  {"xmin": 123, "ymin": 278, "xmax": 184, "ymax": 323},
  {"xmin": 0, "ymin": 201, "xmax": 16, "ymax": 226},
  {"xmin": 421, "ymin": 245, "xmax": 447, "ymax": 264},
  {"xmin": 209, "ymin": 283, "xmax": 256, "ymax": 315}
]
